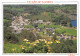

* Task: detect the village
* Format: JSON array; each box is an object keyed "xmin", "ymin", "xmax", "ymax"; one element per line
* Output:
[{"xmin": 10, "ymin": 15, "xmax": 77, "ymax": 41}]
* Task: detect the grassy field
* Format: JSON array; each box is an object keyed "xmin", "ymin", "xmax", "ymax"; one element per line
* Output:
[
  {"xmin": 38, "ymin": 24, "xmax": 61, "ymax": 28},
  {"xmin": 56, "ymin": 28, "xmax": 77, "ymax": 36},
  {"xmin": 24, "ymin": 25, "xmax": 33, "ymax": 28},
  {"xmin": 4, "ymin": 43, "xmax": 22, "ymax": 53},
  {"xmin": 38, "ymin": 24, "xmax": 44, "ymax": 28},
  {"xmin": 45, "ymin": 25, "xmax": 61, "ymax": 28}
]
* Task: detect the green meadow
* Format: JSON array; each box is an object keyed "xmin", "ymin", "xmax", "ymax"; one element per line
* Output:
[{"xmin": 56, "ymin": 28, "xmax": 77, "ymax": 36}]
